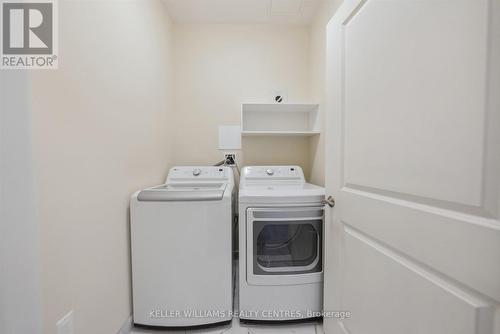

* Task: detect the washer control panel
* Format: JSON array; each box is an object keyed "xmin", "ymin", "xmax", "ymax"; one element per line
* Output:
[
  {"xmin": 242, "ymin": 166, "xmax": 304, "ymax": 181},
  {"xmin": 167, "ymin": 166, "xmax": 229, "ymax": 181}
]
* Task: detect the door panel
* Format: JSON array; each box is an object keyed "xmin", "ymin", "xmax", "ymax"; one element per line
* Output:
[
  {"xmin": 324, "ymin": 0, "xmax": 500, "ymax": 333},
  {"xmin": 342, "ymin": 227, "xmax": 492, "ymax": 334},
  {"xmin": 341, "ymin": 189, "xmax": 500, "ymax": 301},
  {"xmin": 343, "ymin": 0, "xmax": 488, "ymax": 206}
]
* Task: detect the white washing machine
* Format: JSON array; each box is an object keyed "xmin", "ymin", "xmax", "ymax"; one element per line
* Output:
[
  {"xmin": 131, "ymin": 166, "xmax": 234, "ymax": 327},
  {"xmin": 238, "ymin": 166, "xmax": 325, "ymax": 321}
]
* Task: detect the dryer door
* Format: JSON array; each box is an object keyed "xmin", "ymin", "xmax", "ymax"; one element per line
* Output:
[{"xmin": 246, "ymin": 207, "xmax": 324, "ymax": 286}]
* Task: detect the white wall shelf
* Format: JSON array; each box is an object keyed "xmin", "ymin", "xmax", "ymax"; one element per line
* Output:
[
  {"xmin": 241, "ymin": 130, "xmax": 320, "ymax": 136},
  {"xmin": 241, "ymin": 103, "xmax": 320, "ymax": 136}
]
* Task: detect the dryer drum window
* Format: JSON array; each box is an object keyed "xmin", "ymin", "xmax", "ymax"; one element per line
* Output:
[{"xmin": 252, "ymin": 219, "xmax": 322, "ymax": 275}]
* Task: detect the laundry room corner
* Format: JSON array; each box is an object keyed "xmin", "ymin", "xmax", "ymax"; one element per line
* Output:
[
  {"xmin": 170, "ymin": 22, "xmax": 314, "ymax": 175},
  {"xmin": 307, "ymin": 0, "xmax": 344, "ymax": 186}
]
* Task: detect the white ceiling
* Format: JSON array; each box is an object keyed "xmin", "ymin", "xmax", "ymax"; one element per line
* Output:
[{"xmin": 162, "ymin": 0, "xmax": 325, "ymax": 25}]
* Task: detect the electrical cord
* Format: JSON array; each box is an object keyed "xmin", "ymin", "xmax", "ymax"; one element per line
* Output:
[{"xmin": 213, "ymin": 155, "xmax": 240, "ymax": 175}]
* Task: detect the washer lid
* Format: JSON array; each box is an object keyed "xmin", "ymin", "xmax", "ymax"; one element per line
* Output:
[{"xmin": 137, "ymin": 182, "xmax": 227, "ymax": 202}]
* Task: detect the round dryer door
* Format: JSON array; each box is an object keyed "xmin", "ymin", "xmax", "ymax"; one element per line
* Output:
[{"xmin": 247, "ymin": 207, "xmax": 323, "ymax": 278}]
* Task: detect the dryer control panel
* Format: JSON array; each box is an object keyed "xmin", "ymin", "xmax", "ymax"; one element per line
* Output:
[{"xmin": 241, "ymin": 166, "xmax": 304, "ymax": 182}]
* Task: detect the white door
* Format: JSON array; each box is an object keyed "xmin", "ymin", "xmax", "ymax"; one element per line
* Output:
[{"xmin": 324, "ymin": 0, "xmax": 500, "ymax": 333}]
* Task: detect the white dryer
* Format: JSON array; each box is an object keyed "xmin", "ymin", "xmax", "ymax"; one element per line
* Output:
[
  {"xmin": 238, "ymin": 166, "xmax": 325, "ymax": 321},
  {"xmin": 131, "ymin": 166, "xmax": 234, "ymax": 327}
]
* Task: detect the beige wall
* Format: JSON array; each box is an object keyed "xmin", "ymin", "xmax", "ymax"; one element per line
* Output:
[
  {"xmin": 1, "ymin": 73, "xmax": 42, "ymax": 334},
  {"xmin": 308, "ymin": 0, "xmax": 343, "ymax": 186},
  {"xmin": 30, "ymin": 1, "xmax": 174, "ymax": 333},
  {"xmin": 172, "ymin": 24, "xmax": 313, "ymax": 177}
]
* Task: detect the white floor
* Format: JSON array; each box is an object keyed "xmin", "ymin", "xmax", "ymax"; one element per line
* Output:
[{"xmin": 129, "ymin": 317, "xmax": 324, "ymax": 334}]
